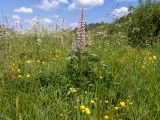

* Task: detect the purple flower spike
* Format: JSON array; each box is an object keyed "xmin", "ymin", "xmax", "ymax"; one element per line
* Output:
[{"xmin": 72, "ymin": 6, "xmax": 87, "ymax": 52}]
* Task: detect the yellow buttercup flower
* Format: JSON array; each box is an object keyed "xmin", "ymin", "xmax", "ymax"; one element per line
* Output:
[
  {"xmin": 85, "ymin": 108, "xmax": 91, "ymax": 115},
  {"xmin": 104, "ymin": 115, "xmax": 109, "ymax": 119},
  {"xmin": 90, "ymin": 100, "xmax": 95, "ymax": 104},
  {"xmin": 26, "ymin": 73, "xmax": 31, "ymax": 78},
  {"xmin": 69, "ymin": 87, "xmax": 77, "ymax": 93},
  {"xmin": 80, "ymin": 105, "xmax": 91, "ymax": 115},
  {"xmin": 80, "ymin": 105, "xmax": 85, "ymax": 110},
  {"xmin": 18, "ymin": 75, "xmax": 22, "ymax": 78},
  {"xmin": 105, "ymin": 100, "xmax": 109, "ymax": 104},
  {"xmin": 17, "ymin": 68, "xmax": 21, "ymax": 73},
  {"xmin": 26, "ymin": 60, "xmax": 31, "ymax": 64},
  {"xmin": 120, "ymin": 101, "xmax": 126, "ymax": 107},
  {"xmin": 149, "ymin": 57, "xmax": 153, "ymax": 61},
  {"xmin": 114, "ymin": 106, "xmax": 119, "ymax": 111},
  {"xmin": 153, "ymin": 55, "xmax": 157, "ymax": 61}
]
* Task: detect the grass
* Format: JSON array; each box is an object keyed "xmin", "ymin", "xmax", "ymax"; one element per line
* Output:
[{"xmin": 0, "ymin": 27, "xmax": 160, "ymax": 120}]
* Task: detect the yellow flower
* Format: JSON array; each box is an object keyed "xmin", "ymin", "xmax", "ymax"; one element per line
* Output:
[
  {"xmin": 17, "ymin": 68, "xmax": 21, "ymax": 73},
  {"xmin": 80, "ymin": 105, "xmax": 85, "ymax": 110},
  {"xmin": 90, "ymin": 100, "xmax": 95, "ymax": 104},
  {"xmin": 104, "ymin": 115, "xmax": 109, "ymax": 119},
  {"xmin": 129, "ymin": 102, "xmax": 133, "ymax": 105},
  {"xmin": 26, "ymin": 73, "xmax": 31, "ymax": 78},
  {"xmin": 153, "ymin": 55, "xmax": 157, "ymax": 61},
  {"xmin": 26, "ymin": 60, "xmax": 31, "ymax": 64},
  {"xmin": 18, "ymin": 75, "xmax": 22, "ymax": 78},
  {"xmin": 105, "ymin": 100, "xmax": 109, "ymax": 104},
  {"xmin": 149, "ymin": 57, "xmax": 153, "ymax": 61},
  {"xmin": 120, "ymin": 101, "xmax": 126, "ymax": 107},
  {"xmin": 69, "ymin": 87, "xmax": 77, "ymax": 93},
  {"xmin": 42, "ymin": 61, "xmax": 47, "ymax": 64},
  {"xmin": 114, "ymin": 107, "xmax": 119, "ymax": 111},
  {"xmin": 85, "ymin": 108, "xmax": 91, "ymax": 115},
  {"xmin": 100, "ymin": 76, "xmax": 103, "ymax": 79},
  {"xmin": 126, "ymin": 99, "xmax": 130, "ymax": 102}
]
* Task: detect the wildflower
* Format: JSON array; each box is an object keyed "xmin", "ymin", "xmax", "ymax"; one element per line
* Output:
[
  {"xmin": 80, "ymin": 105, "xmax": 86, "ymax": 112},
  {"xmin": 149, "ymin": 57, "xmax": 153, "ymax": 61},
  {"xmin": 90, "ymin": 100, "xmax": 95, "ymax": 104},
  {"xmin": 18, "ymin": 75, "xmax": 22, "ymax": 78},
  {"xmin": 129, "ymin": 102, "xmax": 133, "ymax": 105},
  {"xmin": 120, "ymin": 101, "xmax": 126, "ymax": 107},
  {"xmin": 17, "ymin": 68, "xmax": 21, "ymax": 73},
  {"xmin": 104, "ymin": 115, "xmax": 109, "ymax": 119},
  {"xmin": 26, "ymin": 73, "xmax": 31, "ymax": 78},
  {"xmin": 126, "ymin": 99, "xmax": 130, "ymax": 102},
  {"xmin": 69, "ymin": 87, "xmax": 77, "ymax": 93},
  {"xmin": 100, "ymin": 76, "xmax": 103, "ymax": 79},
  {"xmin": 72, "ymin": 6, "xmax": 87, "ymax": 52},
  {"xmin": 80, "ymin": 105, "xmax": 91, "ymax": 115},
  {"xmin": 114, "ymin": 107, "xmax": 119, "ymax": 111},
  {"xmin": 105, "ymin": 100, "xmax": 109, "ymax": 104},
  {"xmin": 26, "ymin": 60, "xmax": 31, "ymax": 64},
  {"xmin": 42, "ymin": 61, "xmax": 45, "ymax": 64},
  {"xmin": 153, "ymin": 55, "xmax": 157, "ymax": 61},
  {"xmin": 85, "ymin": 108, "xmax": 91, "ymax": 115}
]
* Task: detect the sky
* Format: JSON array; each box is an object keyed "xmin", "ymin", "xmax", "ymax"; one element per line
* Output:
[{"xmin": 0, "ymin": 0, "xmax": 139, "ymax": 30}]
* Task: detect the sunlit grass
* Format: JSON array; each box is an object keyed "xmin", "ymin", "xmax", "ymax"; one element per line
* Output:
[{"xmin": 0, "ymin": 27, "xmax": 160, "ymax": 120}]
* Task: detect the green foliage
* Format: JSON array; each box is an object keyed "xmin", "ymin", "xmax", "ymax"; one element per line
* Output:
[
  {"xmin": 127, "ymin": 0, "xmax": 160, "ymax": 47},
  {"xmin": 66, "ymin": 52, "xmax": 112, "ymax": 92}
]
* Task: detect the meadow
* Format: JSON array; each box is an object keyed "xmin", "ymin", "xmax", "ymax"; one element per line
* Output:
[{"xmin": 1, "ymin": 3, "xmax": 160, "ymax": 120}]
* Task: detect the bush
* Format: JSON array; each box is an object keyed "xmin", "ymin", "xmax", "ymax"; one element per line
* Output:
[{"xmin": 127, "ymin": 0, "xmax": 160, "ymax": 47}]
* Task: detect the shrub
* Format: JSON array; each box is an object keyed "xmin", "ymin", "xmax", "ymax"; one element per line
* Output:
[{"xmin": 127, "ymin": 0, "xmax": 160, "ymax": 47}]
